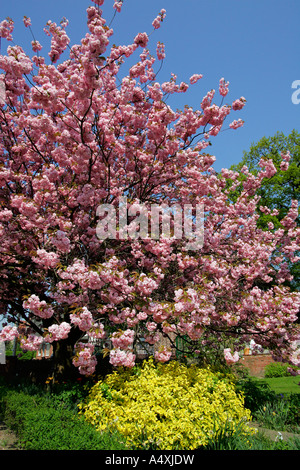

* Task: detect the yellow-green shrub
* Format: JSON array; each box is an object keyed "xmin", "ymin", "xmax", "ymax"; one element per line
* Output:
[{"xmin": 79, "ymin": 358, "xmax": 253, "ymax": 450}]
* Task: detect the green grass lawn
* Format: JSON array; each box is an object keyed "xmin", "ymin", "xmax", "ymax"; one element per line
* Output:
[{"xmin": 259, "ymin": 376, "xmax": 300, "ymax": 395}]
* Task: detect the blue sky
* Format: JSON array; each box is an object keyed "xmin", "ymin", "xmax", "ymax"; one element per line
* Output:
[{"xmin": 1, "ymin": 0, "xmax": 299, "ymax": 172}]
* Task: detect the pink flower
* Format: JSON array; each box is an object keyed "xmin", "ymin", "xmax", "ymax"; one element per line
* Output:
[
  {"xmin": 23, "ymin": 295, "xmax": 54, "ymax": 319},
  {"xmin": 280, "ymin": 161, "xmax": 289, "ymax": 171},
  {"xmin": 0, "ymin": 18, "xmax": 14, "ymax": 41},
  {"xmin": 258, "ymin": 158, "xmax": 277, "ymax": 178},
  {"xmin": 44, "ymin": 322, "xmax": 71, "ymax": 343},
  {"xmin": 156, "ymin": 41, "xmax": 165, "ymax": 61},
  {"xmin": 224, "ymin": 348, "xmax": 239, "ymax": 364},
  {"xmin": 52, "ymin": 230, "xmax": 71, "ymax": 253},
  {"xmin": 229, "ymin": 119, "xmax": 244, "ymax": 129},
  {"xmin": 0, "ymin": 208, "xmax": 12, "ymax": 222},
  {"xmin": 134, "ymin": 32, "xmax": 148, "ymax": 48},
  {"xmin": 147, "ymin": 83, "xmax": 163, "ymax": 101},
  {"xmin": 144, "ymin": 332, "xmax": 160, "ymax": 345},
  {"xmin": 113, "ymin": 2, "xmax": 123, "ymax": 13},
  {"xmin": 281, "ymin": 151, "xmax": 291, "ymax": 162},
  {"xmin": 179, "ymin": 82, "xmax": 189, "ymax": 93},
  {"xmin": 219, "ymin": 77, "xmax": 229, "ymax": 97},
  {"xmin": 152, "ymin": 9, "xmax": 166, "ymax": 30},
  {"xmin": 72, "ymin": 342, "xmax": 97, "ymax": 375},
  {"xmin": 137, "ymin": 311, "xmax": 148, "ymax": 321},
  {"xmin": 70, "ymin": 307, "xmax": 94, "ymax": 331},
  {"xmin": 109, "ymin": 348, "xmax": 136, "ymax": 367},
  {"xmin": 136, "ymin": 274, "xmax": 159, "ymax": 296},
  {"xmin": 44, "ymin": 21, "xmax": 70, "ymax": 64},
  {"xmin": 190, "ymin": 74, "xmax": 203, "ymax": 85},
  {"xmin": 232, "ymin": 97, "xmax": 246, "ymax": 110},
  {"xmin": 32, "ymin": 249, "xmax": 60, "ymax": 269},
  {"xmin": 155, "ymin": 347, "xmax": 172, "ymax": 363},
  {"xmin": 0, "ymin": 326, "xmax": 19, "ymax": 342},
  {"xmin": 111, "ymin": 329, "xmax": 135, "ymax": 349},
  {"xmin": 20, "ymin": 334, "xmax": 43, "ymax": 351},
  {"xmin": 89, "ymin": 322, "xmax": 106, "ymax": 340},
  {"xmin": 31, "ymin": 40, "xmax": 42, "ymax": 53},
  {"xmin": 23, "ymin": 16, "xmax": 31, "ymax": 28},
  {"xmin": 146, "ymin": 321, "xmax": 157, "ymax": 332}
]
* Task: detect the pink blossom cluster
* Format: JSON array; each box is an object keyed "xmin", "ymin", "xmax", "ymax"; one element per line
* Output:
[
  {"xmin": 174, "ymin": 288, "xmax": 201, "ymax": 314},
  {"xmin": 88, "ymin": 322, "xmax": 106, "ymax": 340},
  {"xmin": 108, "ymin": 307, "xmax": 141, "ymax": 328},
  {"xmin": 161, "ymin": 74, "xmax": 187, "ymax": 95},
  {"xmin": 91, "ymin": 0, "xmax": 105, "ymax": 5},
  {"xmin": 51, "ymin": 230, "xmax": 71, "ymax": 253},
  {"xmin": 0, "ymin": 325, "xmax": 19, "ymax": 342},
  {"xmin": 70, "ymin": 307, "xmax": 94, "ymax": 332},
  {"xmin": 229, "ymin": 119, "xmax": 244, "ymax": 129},
  {"xmin": 281, "ymin": 151, "xmax": 291, "ymax": 163},
  {"xmin": 178, "ymin": 320, "xmax": 204, "ymax": 341},
  {"xmin": 85, "ymin": 6, "xmax": 113, "ymax": 60},
  {"xmin": 111, "ymin": 329, "xmax": 135, "ymax": 349},
  {"xmin": 134, "ymin": 32, "xmax": 149, "ymax": 48},
  {"xmin": 156, "ymin": 41, "xmax": 165, "ymax": 61},
  {"xmin": 280, "ymin": 161, "xmax": 289, "ymax": 171},
  {"xmin": 31, "ymin": 40, "xmax": 43, "ymax": 53},
  {"xmin": 109, "ymin": 329, "xmax": 136, "ymax": 367},
  {"xmin": 144, "ymin": 332, "xmax": 160, "ymax": 345},
  {"xmin": 113, "ymin": 2, "xmax": 123, "ymax": 13},
  {"xmin": 146, "ymin": 321, "xmax": 157, "ymax": 332},
  {"xmin": 56, "ymin": 257, "xmax": 134, "ymax": 308},
  {"xmin": 152, "ymin": 9, "xmax": 166, "ymax": 29},
  {"xmin": 288, "ymin": 340, "xmax": 300, "ymax": 367},
  {"xmin": 109, "ymin": 348, "xmax": 136, "ymax": 368},
  {"xmin": 136, "ymin": 273, "xmax": 160, "ymax": 297},
  {"xmin": 20, "ymin": 334, "xmax": 43, "ymax": 351},
  {"xmin": 23, "ymin": 295, "xmax": 54, "ymax": 319},
  {"xmin": 0, "ymin": 18, "xmax": 14, "ymax": 41},
  {"xmin": 23, "ymin": 16, "xmax": 31, "ymax": 28},
  {"xmin": 0, "ymin": 45, "xmax": 33, "ymax": 78},
  {"xmin": 44, "ymin": 20, "xmax": 70, "ymax": 63},
  {"xmin": 224, "ymin": 348, "xmax": 239, "ymax": 364},
  {"xmin": 147, "ymin": 302, "xmax": 170, "ymax": 324},
  {"xmin": 72, "ymin": 342, "xmax": 97, "ymax": 376},
  {"xmin": 32, "ymin": 249, "xmax": 60, "ymax": 269},
  {"xmin": 258, "ymin": 158, "xmax": 277, "ymax": 179},
  {"xmin": 219, "ymin": 77, "xmax": 230, "ymax": 97},
  {"xmin": 44, "ymin": 322, "xmax": 71, "ymax": 343},
  {"xmin": 129, "ymin": 50, "xmax": 156, "ymax": 83},
  {"xmin": 190, "ymin": 74, "xmax": 203, "ymax": 85},
  {"xmin": 154, "ymin": 347, "xmax": 172, "ymax": 363},
  {"xmin": 232, "ymin": 97, "xmax": 247, "ymax": 110}
]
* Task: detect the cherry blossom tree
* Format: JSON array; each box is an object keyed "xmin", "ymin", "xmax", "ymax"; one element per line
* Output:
[{"xmin": 0, "ymin": 0, "xmax": 299, "ymax": 378}]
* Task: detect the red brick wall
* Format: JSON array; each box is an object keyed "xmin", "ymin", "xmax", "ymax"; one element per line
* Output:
[{"xmin": 239, "ymin": 354, "xmax": 274, "ymax": 377}]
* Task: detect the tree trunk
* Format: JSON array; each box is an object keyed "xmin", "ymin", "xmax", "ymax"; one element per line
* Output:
[{"xmin": 52, "ymin": 331, "xmax": 81, "ymax": 381}]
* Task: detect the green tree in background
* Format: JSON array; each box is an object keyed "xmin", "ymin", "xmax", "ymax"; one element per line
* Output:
[{"xmin": 230, "ymin": 130, "xmax": 300, "ymax": 291}]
